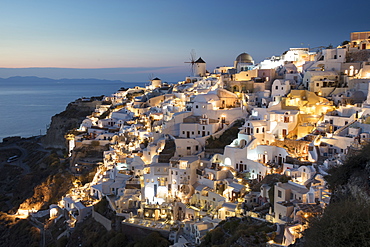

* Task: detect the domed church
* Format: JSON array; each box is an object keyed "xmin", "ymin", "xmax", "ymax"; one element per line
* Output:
[{"xmin": 234, "ymin": 52, "xmax": 254, "ymax": 72}]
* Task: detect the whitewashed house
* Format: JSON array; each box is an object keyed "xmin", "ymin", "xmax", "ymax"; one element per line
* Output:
[{"xmin": 143, "ymin": 162, "xmax": 170, "ymax": 204}]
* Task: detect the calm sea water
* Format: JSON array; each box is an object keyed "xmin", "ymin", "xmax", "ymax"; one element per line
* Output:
[{"xmin": 0, "ymin": 78, "xmax": 145, "ymax": 141}]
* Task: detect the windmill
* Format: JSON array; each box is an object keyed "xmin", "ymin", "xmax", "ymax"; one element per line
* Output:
[
  {"xmin": 148, "ymin": 73, "xmax": 162, "ymax": 89},
  {"xmin": 184, "ymin": 49, "xmax": 197, "ymax": 76}
]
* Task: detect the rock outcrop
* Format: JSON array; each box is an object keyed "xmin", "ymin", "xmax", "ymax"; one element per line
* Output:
[{"xmin": 41, "ymin": 98, "xmax": 103, "ymax": 149}]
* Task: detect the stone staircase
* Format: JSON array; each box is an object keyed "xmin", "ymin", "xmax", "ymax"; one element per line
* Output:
[{"xmin": 333, "ymin": 120, "xmax": 357, "ymax": 136}]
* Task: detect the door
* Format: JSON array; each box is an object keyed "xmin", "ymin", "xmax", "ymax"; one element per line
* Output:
[
  {"xmin": 282, "ymin": 129, "xmax": 287, "ymax": 137},
  {"xmin": 154, "ymin": 184, "xmax": 157, "ymax": 197}
]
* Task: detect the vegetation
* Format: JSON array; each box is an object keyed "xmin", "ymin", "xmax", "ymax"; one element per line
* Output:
[
  {"xmin": 201, "ymin": 217, "xmax": 275, "ymax": 247},
  {"xmin": 99, "ymin": 108, "xmax": 112, "ymax": 120},
  {"xmin": 130, "ymin": 231, "xmax": 170, "ymax": 247},
  {"xmin": 303, "ymin": 198, "xmax": 370, "ymax": 247},
  {"xmin": 302, "ymin": 143, "xmax": 370, "ymax": 247},
  {"xmin": 325, "ymin": 144, "xmax": 370, "ymax": 191},
  {"xmin": 206, "ymin": 119, "xmax": 245, "ymax": 149},
  {"xmin": 126, "ymin": 90, "xmax": 144, "ymax": 101},
  {"xmin": 0, "ymin": 213, "xmax": 40, "ymax": 247},
  {"xmin": 94, "ymin": 197, "xmax": 107, "ymax": 213},
  {"xmin": 65, "ymin": 216, "xmax": 169, "ymax": 247}
]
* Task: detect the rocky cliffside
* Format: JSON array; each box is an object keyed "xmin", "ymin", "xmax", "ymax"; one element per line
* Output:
[{"xmin": 41, "ymin": 98, "xmax": 103, "ymax": 149}]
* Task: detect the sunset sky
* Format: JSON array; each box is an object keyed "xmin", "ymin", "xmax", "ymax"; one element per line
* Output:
[{"xmin": 1, "ymin": 0, "xmax": 370, "ymax": 82}]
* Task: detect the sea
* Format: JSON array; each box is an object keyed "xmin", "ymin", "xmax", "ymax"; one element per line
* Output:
[{"xmin": 0, "ymin": 77, "xmax": 146, "ymax": 141}]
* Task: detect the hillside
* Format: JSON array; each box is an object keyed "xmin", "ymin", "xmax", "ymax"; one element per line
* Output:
[{"xmin": 299, "ymin": 144, "xmax": 370, "ymax": 247}]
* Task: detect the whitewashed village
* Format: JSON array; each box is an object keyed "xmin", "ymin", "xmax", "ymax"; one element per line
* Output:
[{"xmin": 31, "ymin": 31, "xmax": 370, "ymax": 246}]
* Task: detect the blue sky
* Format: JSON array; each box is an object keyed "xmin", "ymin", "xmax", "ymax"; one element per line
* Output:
[{"xmin": 1, "ymin": 0, "xmax": 370, "ymax": 82}]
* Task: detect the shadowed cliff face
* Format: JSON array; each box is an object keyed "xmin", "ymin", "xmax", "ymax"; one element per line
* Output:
[{"xmin": 41, "ymin": 99, "xmax": 102, "ymax": 149}]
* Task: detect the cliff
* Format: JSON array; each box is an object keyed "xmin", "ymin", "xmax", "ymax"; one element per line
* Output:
[{"xmin": 41, "ymin": 98, "xmax": 103, "ymax": 149}]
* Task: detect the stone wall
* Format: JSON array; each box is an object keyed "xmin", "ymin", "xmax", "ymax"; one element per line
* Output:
[{"xmin": 92, "ymin": 207, "xmax": 112, "ymax": 231}]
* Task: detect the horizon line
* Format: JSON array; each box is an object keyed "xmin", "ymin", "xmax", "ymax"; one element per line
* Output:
[{"xmin": 0, "ymin": 66, "xmax": 180, "ymax": 70}]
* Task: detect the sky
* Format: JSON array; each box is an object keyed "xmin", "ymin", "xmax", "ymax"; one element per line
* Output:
[{"xmin": 1, "ymin": 0, "xmax": 370, "ymax": 82}]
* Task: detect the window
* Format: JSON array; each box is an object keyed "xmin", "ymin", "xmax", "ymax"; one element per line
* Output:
[
  {"xmin": 195, "ymin": 105, "xmax": 198, "ymax": 108},
  {"xmin": 278, "ymin": 190, "xmax": 282, "ymax": 198},
  {"xmin": 275, "ymin": 86, "xmax": 278, "ymax": 90}
]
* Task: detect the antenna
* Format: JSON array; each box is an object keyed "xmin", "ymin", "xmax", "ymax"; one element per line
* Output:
[{"xmin": 184, "ymin": 49, "xmax": 196, "ymax": 76}]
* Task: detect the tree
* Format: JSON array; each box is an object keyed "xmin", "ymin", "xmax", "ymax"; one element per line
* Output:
[
  {"xmin": 304, "ymin": 198, "xmax": 370, "ymax": 247},
  {"xmin": 303, "ymin": 143, "xmax": 370, "ymax": 246}
]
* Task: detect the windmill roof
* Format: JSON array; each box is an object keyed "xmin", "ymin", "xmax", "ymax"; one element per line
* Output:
[{"xmin": 195, "ymin": 57, "xmax": 206, "ymax": 63}]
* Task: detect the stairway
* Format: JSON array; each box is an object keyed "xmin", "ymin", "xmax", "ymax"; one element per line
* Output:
[{"xmin": 333, "ymin": 120, "xmax": 357, "ymax": 136}]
